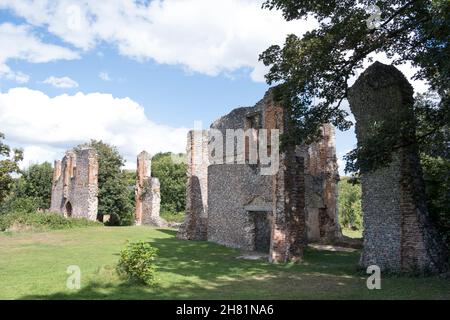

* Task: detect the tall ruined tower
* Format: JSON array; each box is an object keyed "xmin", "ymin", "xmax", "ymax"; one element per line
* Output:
[
  {"xmin": 177, "ymin": 130, "xmax": 209, "ymax": 240},
  {"xmin": 50, "ymin": 148, "xmax": 98, "ymax": 221},
  {"xmin": 135, "ymin": 151, "xmax": 166, "ymax": 227},
  {"xmin": 349, "ymin": 62, "xmax": 448, "ymax": 273}
]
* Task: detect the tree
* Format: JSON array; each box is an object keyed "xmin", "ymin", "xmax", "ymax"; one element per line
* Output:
[
  {"xmin": 415, "ymin": 93, "xmax": 450, "ymax": 245},
  {"xmin": 151, "ymin": 153, "xmax": 187, "ymax": 214},
  {"xmin": 338, "ymin": 177, "xmax": 363, "ymax": 231},
  {"xmin": 15, "ymin": 162, "xmax": 53, "ymax": 210},
  {"xmin": 0, "ymin": 133, "xmax": 23, "ymax": 204},
  {"xmin": 260, "ymin": 0, "xmax": 449, "ymax": 173},
  {"xmin": 77, "ymin": 140, "xmax": 133, "ymax": 225}
]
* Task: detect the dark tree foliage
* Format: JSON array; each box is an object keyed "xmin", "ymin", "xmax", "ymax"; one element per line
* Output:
[
  {"xmin": 0, "ymin": 132, "xmax": 23, "ymax": 204},
  {"xmin": 77, "ymin": 140, "xmax": 133, "ymax": 225},
  {"xmin": 260, "ymin": 0, "xmax": 449, "ymax": 173},
  {"xmin": 15, "ymin": 162, "xmax": 53, "ymax": 210},
  {"xmin": 151, "ymin": 152, "xmax": 187, "ymax": 214},
  {"xmin": 415, "ymin": 93, "xmax": 450, "ymax": 244}
]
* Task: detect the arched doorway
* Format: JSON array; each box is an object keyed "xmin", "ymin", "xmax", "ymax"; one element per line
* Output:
[{"xmin": 65, "ymin": 201, "xmax": 73, "ymax": 218}]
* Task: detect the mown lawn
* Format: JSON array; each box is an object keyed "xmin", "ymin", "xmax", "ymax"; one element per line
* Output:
[{"xmin": 0, "ymin": 226, "xmax": 448, "ymax": 300}]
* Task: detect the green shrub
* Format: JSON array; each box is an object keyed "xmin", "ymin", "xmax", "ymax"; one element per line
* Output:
[
  {"xmin": 161, "ymin": 211, "xmax": 185, "ymax": 223},
  {"xmin": 15, "ymin": 162, "xmax": 53, "ymax": 210},
  {"xmin": 1, "ymin": 197, "xmax": 41, "ymax": 214},
  {"xmin": 0, "ymin": 211, "xmax": 102, "ymax": 232},
  {"xmin": 117, "ymin": 241, "xmax": 158, "ymax": 286}
]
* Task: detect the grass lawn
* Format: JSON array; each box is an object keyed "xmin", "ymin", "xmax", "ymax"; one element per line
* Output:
[
  {"xmin": 0, "ymin": 226, "xmax": 449, "ymax": 300},
  {"xmin": 341, "ymin": 228, "xmax": 363, "ymax": 239},
  {"xmin": 161, "ymin": 211, "xmax": 186, "ymax": 224}
]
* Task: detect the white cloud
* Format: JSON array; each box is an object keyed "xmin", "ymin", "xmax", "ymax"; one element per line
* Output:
[
  {"xmin": 0, "ymin": 87, "xmax": 189, "ymax": 169},
  {"xmin": 43, "ymin": 76, "xmax": 79, "ymax": 88},
  {"xmin": 0, "ymin": 22, "xmax": 80, "ymax": 83},
  {"xmin": 0, "ymin": 0, "xmax": 317, "ymax": 82},
  {"xmin": 98, "ymin": 72, "xmax": 111, "ymax": 81},
  {"xmin": 0, "ymin": 63, "xmax": 30, "ymax": 83},
  {"xmin": 0, "ymin": 1, "xmax": 433, "ymax": 88}
]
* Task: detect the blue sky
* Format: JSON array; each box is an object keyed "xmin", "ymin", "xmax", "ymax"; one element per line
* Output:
[{"xmin": 0, "ymin": 1, "xmax": 426, "ymax": 175}]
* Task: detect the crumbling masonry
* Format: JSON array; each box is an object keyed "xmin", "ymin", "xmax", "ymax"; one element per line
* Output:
[
  {"xmin": 349, "ymin": 62, "xmax": 448, "ymax": 273},
  {"xmin": 178, "ymin": 89, "xmax": 341, "ymax": 262},
  {"xmin": 50, "ymin": 148, "xmax": 99, "ymax": 220},
  {"xmin": 134, "ymin": 151, "xmax": 166, "ymax": 227}
]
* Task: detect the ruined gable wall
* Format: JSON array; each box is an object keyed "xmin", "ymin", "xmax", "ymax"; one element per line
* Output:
[
  {"xmin": 179, "ymin": 87, "xmax": 340, "ymax": 254},
  {"xmin": 206, "ymin": 95, "xmax": 273, "ymax": 250},
  {"xmin": 50, "ymin": 148, "xmax": 98, "ymax": 221}
]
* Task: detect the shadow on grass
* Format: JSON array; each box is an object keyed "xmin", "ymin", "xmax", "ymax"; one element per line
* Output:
[{"xmin": 19, "ymin": 229, "xmax": 367, "ymax": 300}]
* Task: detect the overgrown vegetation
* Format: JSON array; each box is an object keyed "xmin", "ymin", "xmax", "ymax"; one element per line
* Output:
[
  {"xmin": 338, "ymin": 178, "xmax": 363, "ymax": 232},
  {"xmin": 415, "ymin": 93, "xmax": 450, "ymax": 247},
  {"xmin": 260, "ymin": 0, "xmax": 449, "ymax": 175},
  {"xmin": 160, "ymin": 211, "xmax": 185, "ymax": 224},
  {"xmin": 77, "ymin": 140, "xmax": 134, "ymax": 226},
  {"xmin": 14, "ymin": 162, "xmax": 53, "ymax": 210},
  {"xmin": 422, "ymin": 155, "xmax": 450, "ymax": 246},
  {"xmin": 0, "ymin": 211, "xmax": 101, "ymax": 232},
  {"xmin": 117, "ymin": 241, "xmax": 158, "ymax": 286},
  {"xmin": 0, "ymin": 132, "xmax": 23, "ymax": 204},
  {"xmin": 151, "ymin": 152, "xmax": 187, "ymax": 216}
]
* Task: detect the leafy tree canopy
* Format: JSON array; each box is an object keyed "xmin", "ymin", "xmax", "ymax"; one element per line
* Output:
[
  {"xmin": 0, "ymin": 133, "xmax": 23, "ymax": 204},
  {"xmin": 77, "ymin": 140, "xmax": 133, "ymax": 225},
  {"xmin": 338, "ymin": 177, "xmax": 362, "ymax": 231},
  {"xmin": 15, "ymin": 162, "xmax": 53, "ymax": 210},
  {"xmin": 151, "ymin": 152, "xmax": 187, "ymax": 214},
  {"xmin": 260, "ymin": 0, "xmax": 449, "ymax": 173}
]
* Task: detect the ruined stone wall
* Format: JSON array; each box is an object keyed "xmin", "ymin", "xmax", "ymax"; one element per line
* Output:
[
  {"xmin": 271, "ymin": 148, "xmax": 307, "ymax": 263},
  {"xmin": 207, "ymin": 164, "xmax": 272, "ymax": 250},
  {"xmin": 135, "ymin": 151, "xmax": 165, "ymax": 227},
  {"xmin": 349, "ymin": 62, "xmax": 448, "ymax": 273},
  {"xmin": 301, "ymin": 124, "xmax": 340, "ymax": 242},
  {"xmin": 50, "ymin": 148, "xmax": 98, "ymax": 221},
  {"xmin": 177, "ymin": 130, "xmax": 209, "ymax": 240},
  {"xmin": 178, "ymin": 88, "xmax": 340, "ymax": 259},
  {"xmin": 267, "ymin": 99, "xmax": 307, "ymax": 263}
]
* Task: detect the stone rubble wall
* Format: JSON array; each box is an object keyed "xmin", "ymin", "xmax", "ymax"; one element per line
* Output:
[
  {"xmin": 349, "ymin": 62, "xmax": 448, "ymax": 273},
  {"xmin": 135, "ymin": 151, "xmax": 165, "ymax": 227},
  {"xmin": 50, "ymin": 148, "xmax": 98, "ymax": 221},
  {"xmin": 300, "ymin": 124, "xmax": 341, "ymax": 242},
  {"xmin": 178, "ymin": 88, "xmax": 340, "ymax": 261},
  {"xmin": 177, "ymin": 130, "xmax": 209, "ymax": 240},
  {"xmin": 207, "ymin": 164, "xmax": 272, "ymax": 250}
]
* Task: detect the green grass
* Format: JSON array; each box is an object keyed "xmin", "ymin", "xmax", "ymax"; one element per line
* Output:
[
  {"xmin": 161, "ymin": 211, "xmax": 185, "ymax": 223},
  {"xmin": 0, "ymin": 226, "xmax": 449, "ymax": 300},
  {"xmin": 342, "ymin": 228, "xmax": 363, "ymax": 239}
]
